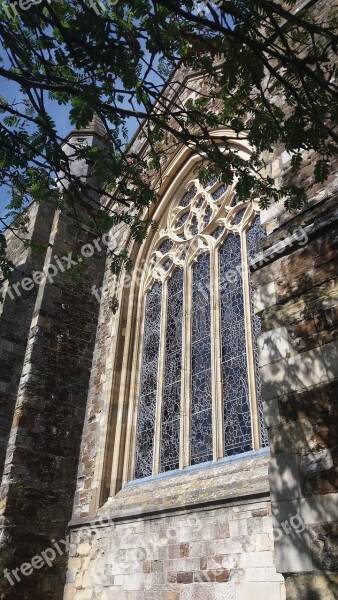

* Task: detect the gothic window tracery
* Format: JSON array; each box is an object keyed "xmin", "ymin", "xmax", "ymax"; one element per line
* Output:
[{"xmin": 134, "ymin": 174, "xmax": 268, "ymax": 479}]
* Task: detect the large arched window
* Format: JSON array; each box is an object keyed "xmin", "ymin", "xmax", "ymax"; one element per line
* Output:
[{"xmin": 133, "ymin": 173, "xmax": 268, "ymax": 480}]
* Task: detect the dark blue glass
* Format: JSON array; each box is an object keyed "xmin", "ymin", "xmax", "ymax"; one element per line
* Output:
[
  {"xmin": 220, "ymin": 234, "xmax": 253, "ymax": 455},
  {"xmin": 190, "ymin": 253, "xmax": 213, "ymax": 465},
  {"xmin": 160, "ymin": 268, "xmax": 184, "ymax": 472},
  {"xmin": 135, "ymin": 282, "xmax": 162, "ymax": 478}
]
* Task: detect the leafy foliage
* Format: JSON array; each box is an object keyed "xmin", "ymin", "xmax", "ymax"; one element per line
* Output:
[{"xmin": 0, "ymin": 0, "xmax": 337, "ymax": 279}]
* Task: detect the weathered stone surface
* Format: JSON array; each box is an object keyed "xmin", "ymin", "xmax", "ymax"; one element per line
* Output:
[
  {"xmin": 63, "ymin": 499, "xmax": 281, "ymax": 599},
  {"xmin": 285, "ymin": 573, "xmax": 338, "ymax": 600}
]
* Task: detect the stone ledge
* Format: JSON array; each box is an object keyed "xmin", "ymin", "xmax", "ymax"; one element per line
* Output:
[{"xmin": 69, "ymin": 451, "xmax": 270, "ymax": 528}]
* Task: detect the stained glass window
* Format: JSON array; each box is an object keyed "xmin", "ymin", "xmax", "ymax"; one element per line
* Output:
[{"xmin": 133, "ymin": 175, "xmax": 268, "ymax": 480}]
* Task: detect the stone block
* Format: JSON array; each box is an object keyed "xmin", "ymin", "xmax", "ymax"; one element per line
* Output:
[
  {"xmin": 269, "ymin": 454, "xmax": 302, "ymax": 502},
  {"xmin": 179, "ymin": 543, "xmax": 190, "ymax": 557},
  {"xmin": 271, "ymin": 511, "xmax": 312, "ymax": 572},
  {"xmin": 69, "ymin": 544, "xmax": 77, "ymax": 556},
  {"xmin": 74, "ymin": 589, "xmax": 93, "ymax": 600},
  {"xmin": 101, "ymin": 590, "xmax": 125, "ymax": 600},
  {"xmin": 243, "ymin": 567, "xmax": 267, "ymax": 582},
  {"xmin": 66, "ymin": 569, "xmax": 76, "ymax": 583},
  {"xmin": 168, "ymin": 545, "xmax": 180, "ymax": 559},
  {"xmin": 214, "ymin": 568, "xmax": 230, "ymax": 582},
  {"xmin": 254, "ymin": 282, "xmax": 276, "ymax": 314},
  {"xmin": 254, "ymin": 534, "xmax": 272, "ymax": 552},
  {"xmin": 161, "ymin": 592, "xmax": 180, "ymax": 600},
  {"xmin": 238, "ymin": 551, "xmax": 274, "ymax": 569},
  {"xmin": 77, "ymin": 542, "xmax": 91, "ymax": 556},
  {"xmin": 300, "ymin": 449, "xmax": 333, "ymax": 476},
  {"xmin": 299, "ymin": 492, "xmax": 338, "ymax": 525},
  {"xmin": 235, "ymin": 582, "xmax": 282, "ymax": 600},
  {"xmin": 122, "ymin": 573, "xmax": 143, "ymax": 591},
  {"xmin": 213, "ymin": 520, "xmax": 230, "ymax": 539},
  {"xmin": 68, "ymin": 557, "xmax": 82, "ymax": 570},
  {"xmin": 229, "ymin": 519, "xmax": 247, "ymax": 537},
  {"xmin": 257, "ymin": 327, "xmax": 292, "ymax": 367},
  {"xmin": 285, "ymin": 573, "xmax": 338, "ymax": 600},
  {"xmin": 64, "ymin": 583, "xmax": 76, "ymax": 600},
  {"xmin": 246, "ymin": 517, "xmax": 263, "ymax": 535},
  {"xmin": 214, "ymin": 582, "xmax": 236, "ymax": 600},
  {"xmin": 177, "ymin": 571, "xmax": 193, "ymax": 584},
  {"xmin": 263, "ymin": 397, "xmax": 280, "ymax": 428},
  {"xmin": 269, "ymin": 420, "xmax": 315, "ymax": 455}
]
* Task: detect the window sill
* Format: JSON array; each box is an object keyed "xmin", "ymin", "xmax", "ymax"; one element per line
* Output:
[
  {"xmin": 126, "ymin": 447, "xmax": 269, "ymax": 489},
  {"xmin": 69, "ymin": 448, "xmax": 271, "ymax": 527}
]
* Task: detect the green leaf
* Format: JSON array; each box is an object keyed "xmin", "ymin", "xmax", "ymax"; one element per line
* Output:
[{"xmin": 314, "ymin": 159, "xmax": 330, "ymax": 184}]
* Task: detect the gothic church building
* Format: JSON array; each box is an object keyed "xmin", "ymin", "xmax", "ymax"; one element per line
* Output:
[{"xmin": 1, "ymin": 25, "xmax": 338, "ymax": 600}]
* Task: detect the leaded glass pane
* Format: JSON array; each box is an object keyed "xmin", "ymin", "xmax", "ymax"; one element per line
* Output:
[
  {"xmin": 158, "ymin": 239, "xmax": 173, "ymax": 254},
  {"xmin": 190, "ymin": 253, "xmax": 213, "ymax": 465},
  {"xmin": 176, "ymin": 212, "xmax": 189, "ymax": 228},
  {"xmin": 211, "ymin": 225, "xmax": 224, "ymax": 239},
  {"xmin": 134, "ymin": 282, "xmax": 162, "ymax": 479},
  {"xmin": 160, "ymin": 268, "xmax": 184, "ymax": 472},
  {"xmin": 219, "ymin": 235, "xmax": 253, "ymax": 456},
  {"xmin": 232, "ymin": 209, "xmax": 246, "ymax": 225},
  {"xmin": 247, "ymin": 216, "xmax": 265, "ymax": 259},
  {"xmin": 211, "ymin": 183, "xmax": 227, "ymax": 200},
  {"xmin": 180, "ymin": 185, "xmax": 197, "ymax": 207}
]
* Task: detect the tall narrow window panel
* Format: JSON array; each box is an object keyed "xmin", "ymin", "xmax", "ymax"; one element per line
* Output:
[
  {"xmin": 190, "ymin": 253, "xmax": 213, "ymax": 466},
  {"xmin": 134, "ymin": 175, "xmax": 268, "ymax": 479},
  {"xmin": 134, "ymin": 282, "xmax": 162, "ymax": 479},
  {"xmin": 220, "ymin": 235, "xmax": 252, "ymax": 456},
  {"xmin": 160, "ymin": 268, "xmax": 184, "ymax": 472}
]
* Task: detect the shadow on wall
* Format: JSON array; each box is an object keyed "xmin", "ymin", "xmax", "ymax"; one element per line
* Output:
[{"xmin": 256, "ymin": 220, "xmax": 338, "ymax": 598}]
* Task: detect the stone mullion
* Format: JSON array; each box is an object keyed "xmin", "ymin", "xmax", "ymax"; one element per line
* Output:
[
  {"xmin": 153, "ymin": 279, "xmax": 168, "ymax": 475},
  {"xmin": 210, "ymin": 244, "xmax": 224, "ymax": 461},
  {"xmin": 241, "ymin": 231, "xmax": 260, "ymax": 450},
  {"xmin": 181, "ymin": 261, "xmax": 192, "ymax": 469},
  {"xmin": 107, "ymin": 277, "xmax": 133, "ymax": 498}
]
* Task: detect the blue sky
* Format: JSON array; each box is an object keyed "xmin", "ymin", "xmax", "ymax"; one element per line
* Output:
[{"xmin": 0, "ymin": 76, "xmax": 73, "ymax": 218}]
